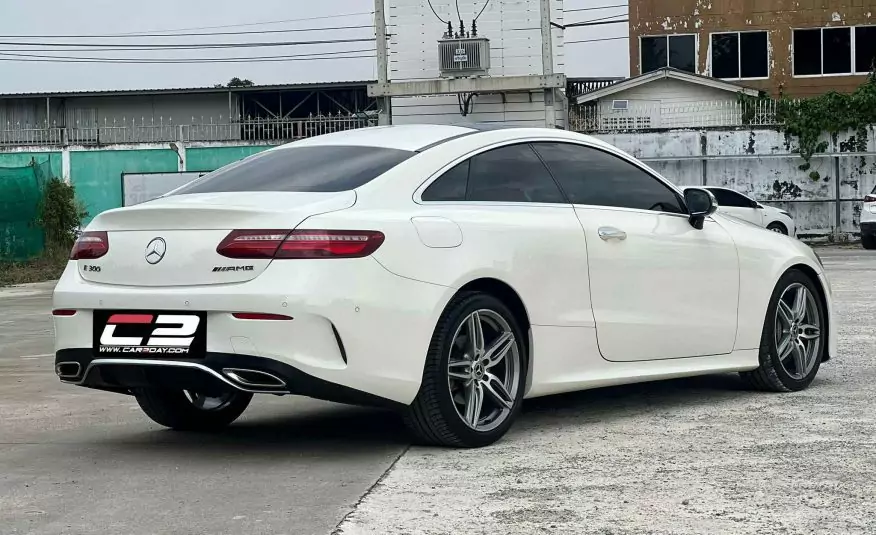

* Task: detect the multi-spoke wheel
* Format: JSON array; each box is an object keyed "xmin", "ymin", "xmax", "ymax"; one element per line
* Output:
[
  {"xmin": 741, "ymin": 270, "xmax": 826, "ymax": 392},
  {"xmin": 134, "ymin": 388, "xmax": 253, "ymax": 431},
  {"xmin": 405, "ymin": 292, "xmax": 527, "ymax": 447}
]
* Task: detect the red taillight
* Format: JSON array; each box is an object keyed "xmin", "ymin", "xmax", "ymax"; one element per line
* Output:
[
  {"xmin": 864, "ymin": 194, "xmax": 876, "ymax": 203},
  {"xmin": 232, "ymin": 313, "xmax": 294, "ymax": 320},
  {"xmin": 70, "ymin": 231, "xmax": 109, "ymax": 260},
  {"xmin": 217, "ymin": 229, "xmax": 385, "ymax": 259},
  {"xmin": 52, "ymin": 309, "xmax": 77, "ymax": 316}
]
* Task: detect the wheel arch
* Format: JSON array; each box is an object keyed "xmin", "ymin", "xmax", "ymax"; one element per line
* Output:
[{"xmin": 767, "ymin": 220, "xmax": 788, "ymax": 233}]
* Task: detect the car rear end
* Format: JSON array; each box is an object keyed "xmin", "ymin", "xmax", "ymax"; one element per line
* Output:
[
  {"xmin": 52, "ymin": 139, "xmax": 455, "ymax": 408},
  {"xmin": 861, "ymin": 188, "xmax": 876, "ymax": 249}
]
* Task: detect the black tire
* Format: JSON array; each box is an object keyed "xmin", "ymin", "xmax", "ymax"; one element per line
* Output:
[
  {"xmin": 404, "ymin": 292, "xmax": 528, "ymax": 448},
  {"xmin": 740, "ymin": 269, "xmax": 826, "ymax": 392},
  {"xmin": 767, "ymin": 222, "xmax": 788, "ymax": 235},
  {"xmin": 134, "ymin": 388, "xmax": 252, "ymax": 431},
  {"xmin": 862, "ymin": 234, "xmax": 876, "ymax": 250}
]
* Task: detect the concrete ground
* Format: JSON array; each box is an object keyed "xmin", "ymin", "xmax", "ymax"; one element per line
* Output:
[{"xmin": 1, "ymin": 248, "xmax": 874, "ymax": 535}]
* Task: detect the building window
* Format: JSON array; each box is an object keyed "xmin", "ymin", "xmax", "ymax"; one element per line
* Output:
[
  {"xmin": 641, "ymin": 35, "xmax": 696, "ymax": 74},
  {"xmin": 793, "ymin": 27, "xmax": 854, "ymax": 76},
  {"xmin": 711, "ymin": 31, "xmax": 769, "ymax": 79},
  {"xmin": 856, "ymin": 26, "xmax": 876, "ymax": 73}
]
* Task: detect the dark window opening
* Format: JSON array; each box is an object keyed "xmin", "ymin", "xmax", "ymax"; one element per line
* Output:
[
  {"xmin": 706, "ymin": 188, "xmax": 753, "ymax": 208},
  {"xmin": 711, "ymin": 33, "xmax": 740, "ymax": 78},
  {"xmin": 466, "ymin": 144, "xmax": 565, "ymax": 204},
  {"xmin": 740, "ymin": 32, "xmax": 769, "ymax": 78},
  {"xmin": 172, "ymin": 145, "xmax": 414, "ymax": 194},
  {"xmin": 641, "ymin": 36, "xmax": 668, "ymax": 74},
  {"xmin": 668, "ymin": 35, "xmax": 696, "ymax": 72},
  {"xmin": 422, "ymin": 161, "xmax": 469, "ymax": 201},
  {"xmin": 794, "ymin": 29, "xmax": 822, "ymax": 76},
  {"xmin": 531, "ymin": 142, "xmax": 684, "ymax": 214},
  {"xmin": 823, "ymin": 27, "xmax": 852, "ymax": 74},
  {"xmin": 856, "ymin": 26, "xmax": 876, "ymax": 73}
]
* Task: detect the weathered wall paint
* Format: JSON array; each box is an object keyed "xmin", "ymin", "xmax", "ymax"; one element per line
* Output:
[
  {"xmin": 186, "ymin": 145, "xmax": 275, "ymax": 172},
  {"xmin": 70, "ymin": 149, "xmax": 179, "ymax": 223},
  {"xmin": 629, "ymin": 0, "xmax": 874, "ymax": 97},
  {"xmin": 594, "ymin": 127, "xmax": 876, "ymax": 237}
]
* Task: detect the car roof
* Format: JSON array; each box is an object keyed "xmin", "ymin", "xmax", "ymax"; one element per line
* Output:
[{"xmin": 274, "ymin": 123, "xmax": 611, "ymax": 153}]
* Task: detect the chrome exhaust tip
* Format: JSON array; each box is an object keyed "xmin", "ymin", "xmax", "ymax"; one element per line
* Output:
[
  {"xmin": 222, "ymin": 368, "xmax": 287, "ymax": 390},
  {"xmin": 55, "ymin": 361, "xmax": 82, "ymax": 381}
]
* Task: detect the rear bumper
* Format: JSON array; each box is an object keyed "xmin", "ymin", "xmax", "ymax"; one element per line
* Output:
[
  {"xmin": 53, "ymin": 257, "xmax": 454, "ymax": 405},
  {"xmin": 54, "ymin": 349, "xmax": 405, "ymax": 409},
  {"xmin": 860, "ymin": 221, "xmax": 876, "ymax": 237}
]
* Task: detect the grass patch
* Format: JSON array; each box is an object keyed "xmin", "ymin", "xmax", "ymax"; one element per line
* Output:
[{"xmin": 0, "ymin": 248, "xmax": 69, "ymax": 287}]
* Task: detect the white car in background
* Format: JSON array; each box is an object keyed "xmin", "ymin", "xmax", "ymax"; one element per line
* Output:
[
  {"xmin": 53, "ymin": 124, "xmax": 834, "ymax": 448},
  {"xmin": 683, "ymin": 186, "xmax": 797, "ymax": 236},
  {"xmin": 860, "ymin": 188, "xmax": 876, "ymax": 249}
]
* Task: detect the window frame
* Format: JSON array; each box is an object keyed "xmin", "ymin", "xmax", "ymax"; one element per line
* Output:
[
  {"xmin": 854, "ymin": 25, "xmax": 876, "ymax": 74},
  {"xmin": 792, "ymin": 26, "xmax": 856, "ymax": 78},
  {"xmin": 639, "ymin": 33, "xmax": 699, "ymax": 75},
  {"xmin": 415, "ymin": 138, "xmax": 691, "ymax": 219},
  {"xmin": 414, "ymin": 141, "xmax": 569, "ymax": 207},
  {"xmin": 708, "ymin": 30, "xmax": 770, "ymax": 81}
]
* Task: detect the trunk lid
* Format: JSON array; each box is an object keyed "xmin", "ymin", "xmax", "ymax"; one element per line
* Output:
[{"xmin": 78, "ymin": 191, "xmax": 355, "ymax": 287}]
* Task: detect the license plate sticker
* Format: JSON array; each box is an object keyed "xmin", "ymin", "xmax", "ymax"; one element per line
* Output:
[{"xmin": 93, "ymin": 310, "xmax": 207, "ymax": 358}]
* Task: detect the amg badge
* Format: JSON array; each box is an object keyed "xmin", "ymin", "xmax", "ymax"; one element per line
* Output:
[{"xmin": 212, "ymin": 265, "xmax": 255, "ymax": 272}]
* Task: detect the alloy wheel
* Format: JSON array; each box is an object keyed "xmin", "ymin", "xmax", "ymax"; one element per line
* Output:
[
  {"xmin": 774, "ymin": 282, "xmax": 821, "ymax": 380},
  {"xmin": 446, "ymin": 309, "xmax": 521, "ymax": 432}
]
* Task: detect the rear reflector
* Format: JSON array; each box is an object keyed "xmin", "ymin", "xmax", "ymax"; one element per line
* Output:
[
  {"xmin": 865, "ymin": 194, "xmax": 876, "ymax": 203},
  {"xmin": 70, "ymin": 231, "xmax": 109, "ymax": 260},
  {"xmin": 217, "ymin": 229, "xmax": 384, "ymax": 259},
  {"xmin": 232, "ymin": 313, "xmax": 294, "ymax": 320},
  {"xmin": 52, "ymin": 309, "xmax": 77, "ymax": 316}
]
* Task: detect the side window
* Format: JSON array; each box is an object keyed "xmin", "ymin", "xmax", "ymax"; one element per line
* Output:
[
  {"xmin": 465, "ymin": 144, "xmax": 565, "ymax": 203},
  {"xmin": 708, "ymin": 188, "xmax": 751, "ymax": 207},
  {"xmin": 532, "ymin": 142, "xmax": 684, "ymax": 214},
  {"xmin": 422, "ymin": 161, "xmax": 469, "ymax": 201}
]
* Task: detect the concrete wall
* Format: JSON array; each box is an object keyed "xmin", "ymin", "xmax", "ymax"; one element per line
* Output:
[
  {"xmin": 388, "ymin": 0, "xmax": 565, "ymax": 127},
  {"xmin": 594, "ymin": 127, "xmax": 876, "ymax": 238},
  {"xmin": 629, "ymin": 0, "xmax": 875, "ymax": 97}
]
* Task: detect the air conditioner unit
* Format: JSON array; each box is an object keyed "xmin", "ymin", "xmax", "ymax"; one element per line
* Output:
[{"xmin": 438, "ymin": 37, "xmax": 490, "ymax": 78}]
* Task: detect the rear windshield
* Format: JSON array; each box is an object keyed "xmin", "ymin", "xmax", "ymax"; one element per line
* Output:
[{"xmin": 171, "ymin": 145, "xmax": 414, "ymax": 194}]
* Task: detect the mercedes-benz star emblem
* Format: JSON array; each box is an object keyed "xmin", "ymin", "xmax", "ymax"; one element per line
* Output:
[{"xmin": 144, "ymin": 237, "xmax": 167, "ymax": 265}]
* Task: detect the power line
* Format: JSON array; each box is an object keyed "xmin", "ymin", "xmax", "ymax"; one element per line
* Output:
[
  {"xmin": 0, "ymin": 48, "xmax": 376, "ymax": 62},
  {"xmin": 565, "ymin": 36, "xmax": 629, "ymax": 44},
  {"xmin": 0, "ymin": 37, "xmax": 377, "ymax": 50},
  {"xmin": 474, "ymin": 0, "xmax": 492, "ymax": 22},
  {"xmin": 105, "ymin": 11, "xmax": 375, "ymax": 36},
  {"xmin": 0, "ymin": 53, "xmax": 376, "ymax": 64},
  {"xmin": 564, "ymin": 4, "xmax": 627, "ymax": 13},
  {"xmin": 0, "ymin": 25, "xmax": 374, "ymax": 39},
  {"xmin": 427, "ymin": 0, "xmax": 449, "ymax": 24},
  {"xmin": 563, "ymin": 18, "xmax": 628, "ymax": 29}
]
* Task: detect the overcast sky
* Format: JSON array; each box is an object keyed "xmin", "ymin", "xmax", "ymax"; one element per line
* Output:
[{"xmin": 0, "ymin": 0, "xmax": 629, "ymax": 93}]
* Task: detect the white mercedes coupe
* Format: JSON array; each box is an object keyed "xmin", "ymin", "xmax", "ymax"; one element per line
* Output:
[{"xmin": 53, "ymin": 124, "xmax": 836, "ymax": 448}]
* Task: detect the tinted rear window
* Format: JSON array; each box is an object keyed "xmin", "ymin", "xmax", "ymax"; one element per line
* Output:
[{"xmin": 172, "ymin": 145, "xmax": 414, "ymax": 194}]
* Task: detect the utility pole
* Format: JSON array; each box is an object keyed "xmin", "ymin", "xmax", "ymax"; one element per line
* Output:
[
  {"xmin": 374, "ymin": 0, "xmax": 392, "ymax": 126},
  {"xmin": 540, "ymin": 0, "xmax": 556, "ymax": 128}
]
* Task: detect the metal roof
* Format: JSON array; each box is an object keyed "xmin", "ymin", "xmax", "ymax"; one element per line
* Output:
[{"xmin": 0, "ymin": 80, "xmax": 376, "ymax": 100}]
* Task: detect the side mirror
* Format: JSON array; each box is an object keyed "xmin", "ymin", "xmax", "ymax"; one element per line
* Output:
[
  {"xmin": 684, "ymin": 188, "xmax": 718, "ymax": 230},
  {"xmin": 751, "ymin": 200, "xmax": 763, "ymax": 209}
]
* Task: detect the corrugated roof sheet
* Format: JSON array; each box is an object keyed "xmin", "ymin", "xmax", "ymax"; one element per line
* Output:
[{"xmin": 0, "ymin": 80, "xmax": 377, "ymax": 100}]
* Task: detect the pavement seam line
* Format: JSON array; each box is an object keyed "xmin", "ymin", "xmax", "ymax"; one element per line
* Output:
[{"xmin": 331, "ymin": 444, "xmax": 411, "ymax": 535}]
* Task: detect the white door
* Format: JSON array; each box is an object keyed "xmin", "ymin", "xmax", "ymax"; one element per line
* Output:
[
  {"xmin": 533, "ymin": 142, "xmax": 740, "ymax": 361},
  {"xmin": 707, "ymin": 188, "xmax": 765, "ymax": 227}
]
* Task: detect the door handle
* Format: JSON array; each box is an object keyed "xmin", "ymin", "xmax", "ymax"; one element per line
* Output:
[{"xmin": 598, "ymin": 226, "xmax": 627, "ymax": 241}]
